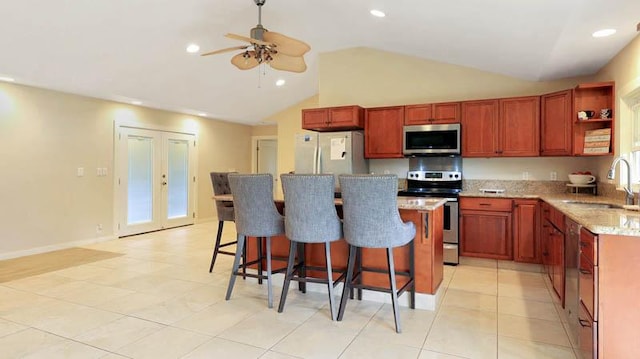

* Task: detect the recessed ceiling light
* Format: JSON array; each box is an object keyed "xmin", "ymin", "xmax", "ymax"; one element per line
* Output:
[
  {"xmin": 131, "ymin": 100, "xmax": 142, "ymax": 105},
  {"xmin": 198, "ymin": 112, "xmax": 207, "ymax": 117},
  {"xmin": 592, "ymin": 29, "xmax": 616, "ymax": 38},
  {"xmin": 186, "ymin": 43, "xmax": 200, "ymax": 53},
  {"xmin": 275, "ymin": 79, "xmax": 286, "ymax": 86},
  {"xmin": 0, "ymin": 76, "xmax": 15, "ymax": 82},
  {"xmin": 370, "ymin": 9, "xmax": 386, "ymax": 18}
]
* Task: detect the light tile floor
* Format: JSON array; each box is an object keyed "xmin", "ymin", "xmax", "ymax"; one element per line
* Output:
[{"xmin": 0, "ymin": 222, "xmax": 579, "ymax": 358}]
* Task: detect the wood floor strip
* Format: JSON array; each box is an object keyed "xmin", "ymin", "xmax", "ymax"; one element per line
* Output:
[{"xmin": 0, "ymin": 247, "xmax": 123, "ymax": 283}]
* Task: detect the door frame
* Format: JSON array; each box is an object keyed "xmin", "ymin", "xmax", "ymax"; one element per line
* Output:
[{"xmin": 113, "ymin": 119, "xmax": 199, "ymax": 237}]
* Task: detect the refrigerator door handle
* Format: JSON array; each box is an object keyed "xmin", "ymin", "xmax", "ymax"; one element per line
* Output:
[{"xmin": 316, "ymin": 147, "xmax": 322, "ymax": 174}]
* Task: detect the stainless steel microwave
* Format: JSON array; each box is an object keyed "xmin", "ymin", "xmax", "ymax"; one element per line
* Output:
[{"xmin": 403, "ymin": 123, "xmax": 461, "ymax": 155}]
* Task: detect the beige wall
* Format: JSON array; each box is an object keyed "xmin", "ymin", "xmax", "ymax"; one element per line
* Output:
[
  {"xmin": 590, "ymin": 34, "xmax": 640, "ymax": 182},
  {"xmin": 273, "ymin": 47, "xmax": 597, "ymax": 182},
  {"xmin": 251, "ymin": 124, "xmax": 277, "ymax": 137},
  {"xmin": 0, "ymin": 82, "xmax": 252, "ymax": 257},
  {"xmin": 263, "ymin": 95, "xmax": 318, "ymax": 197}
]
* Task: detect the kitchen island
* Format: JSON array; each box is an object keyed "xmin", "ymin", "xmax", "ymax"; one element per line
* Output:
[{"xmin": 213, "ymin": 194, "xmax": 447, "ymax": 309}]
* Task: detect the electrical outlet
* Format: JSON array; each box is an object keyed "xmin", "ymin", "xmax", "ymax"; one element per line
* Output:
[
  {"xmin": 96, "ymin": 224, "xmax": 103, "ymax": 233},
  {"xmin": 77, "ymin": 167, "xmax": 84, "ymax": 177},
  {"xmin": 522, "ymin": 171, "xmax": 529, "ymax": 180},
  {"xmin": 550, "ymin": 171, "xmax": 557, "ymax": 181}
]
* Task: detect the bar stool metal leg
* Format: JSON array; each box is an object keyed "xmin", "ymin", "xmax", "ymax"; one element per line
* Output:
[
  {"xmin": 338, "ymin": 244, "xmax": 357, "ymax": 321},
  {"xmin": 208, "ymin": 221, "xmax": 225, "ymax": 273},
  {"xmin": 277, "ymin": 241, "xmax": 298, "ymax": 313},
  {"xmin": 266, "ymin": 236, "xmax": 273, "ymax": 308},
  {"xmin": 325, "ymin": 242, "xmax": 337, "ymax": 321},
  {"xmin": 257, "ymin": 237, "xmax": 263, "ymax": 285},
  {"xmin": 387, "ymin": 247, "xmax": 401, "ymax": 333},
  {"xmin": 225, "ymin": 234, "xmax": 246, "ymax": 301}
]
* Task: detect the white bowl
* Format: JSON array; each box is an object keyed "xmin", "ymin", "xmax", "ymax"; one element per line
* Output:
[{"xmin": 568, "ymin": 174, "xmax": 596, "ymax": 184}]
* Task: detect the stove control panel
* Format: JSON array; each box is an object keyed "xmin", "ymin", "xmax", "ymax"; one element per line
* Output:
[{"xmin": 407, "ymin": 170, "xmax": 462, "ymax": 182}]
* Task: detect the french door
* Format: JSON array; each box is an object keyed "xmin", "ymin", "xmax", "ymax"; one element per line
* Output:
[{"xmin": 117, "ymin": 127, "xmax": 196, "ymax": 236}]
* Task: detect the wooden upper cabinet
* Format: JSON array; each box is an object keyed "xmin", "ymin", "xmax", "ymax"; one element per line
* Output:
[
  {"xmin": 404, "ymin": 102, "xmax": 460, "ymax": 125},
  {"xmin": 461, "ymin": 97, "xmax": 539, "ymax": 157},
  {"xmin": 541, "ymin": 90, "xmax": 573, "ymax": 156},
  {"xmin": 461, "ymin": 100, "xmax": 500, "ymax": 157},
  {"xmin": 365, "ymin": 106, "xmax": 404, "ymax": 158},
  {"xmin": 499, "ymin": 96, "xmax": 540, "ymax": 156},
  {"xmin": 302, "ymin": 105, "xmax": 364, "ymax": 132}
]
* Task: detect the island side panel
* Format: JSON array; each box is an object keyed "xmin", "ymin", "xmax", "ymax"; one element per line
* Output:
[{"xmin": 598, "ymin": 234, "xmax": 640, "ymax": 358}]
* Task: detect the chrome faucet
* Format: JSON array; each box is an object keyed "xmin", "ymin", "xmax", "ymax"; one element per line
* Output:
[{"xmin": 607, "ymin": 156, "xmax": 634, "ymax": 205}]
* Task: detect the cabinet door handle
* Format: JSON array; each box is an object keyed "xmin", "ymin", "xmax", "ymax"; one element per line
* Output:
[
  {"xmin": 479, "ymin": 203, "xmax": 491, "ymax": 207},
  {"xmin": 579, "ymin": 319, "xmax": 592, "ymax": 328},
  {"xmin": 579, "ymin": 269, "xmax": 592, "ymax": 275}
]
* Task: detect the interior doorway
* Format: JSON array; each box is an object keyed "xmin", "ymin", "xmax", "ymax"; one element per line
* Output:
[
  {"xmin": 252, "ymin": 136, "xmax": 278, "ymax": 194},
  {"xmin": 116, "ymin": 126, "xmax": 196, "ymax": 236}
]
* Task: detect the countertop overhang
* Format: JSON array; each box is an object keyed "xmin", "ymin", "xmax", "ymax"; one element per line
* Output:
[{"xmin": 213, "ymin": 194, "xmax": 447, "ymax": 212}]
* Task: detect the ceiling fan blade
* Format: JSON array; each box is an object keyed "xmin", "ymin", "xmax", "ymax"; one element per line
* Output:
[
  {"xmin": 200, "ymin": 46, "xmax": 249, "ymax": 56},
  {"xmin": 231, "ymin": 51, "xmax": 260, "ymax": 70},
  {"xmin": 225, "ymin": 33, "xmax": 271, "ymax": 47},
  {"xmin": 269, "ymin": 53, "xmax": 307, "ymax": 73},
  {"xmin": 263, "ymin": 31, "xmax": 311, "ymax": 57}
]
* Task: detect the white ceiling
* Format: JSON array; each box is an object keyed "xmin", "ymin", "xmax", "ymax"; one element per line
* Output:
[{"xmin": 0, "ymin": 0, "xmax": 638, "ymax": 125}]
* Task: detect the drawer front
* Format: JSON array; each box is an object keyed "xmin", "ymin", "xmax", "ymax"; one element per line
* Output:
[
  {"xmin": 579, "ymin": 254, "xmax": 597, "ymax": 320},
  {"xmin": 579, "ymin": 227, "xmax": 597, "ymax": 265},
  {"xmin": 578, "ymin": 303, "xmax": 597, "ymax": 359},
  {"xmin": 460, "ymin": 197, "xmax": 512, "ymax": 211}
]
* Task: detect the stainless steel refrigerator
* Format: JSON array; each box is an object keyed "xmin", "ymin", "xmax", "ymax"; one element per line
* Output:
[{"xmin": 294, "ymin": 131, "xmax": 369, "ymax": 191}]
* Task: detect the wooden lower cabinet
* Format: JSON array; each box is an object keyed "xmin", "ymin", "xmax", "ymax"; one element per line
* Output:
[
  {"xmin": 460, "ymin": 198, "xmax": 513, "ymax": 260},
  {"xmin": 513, "ymin": 199, "xmax": 541, "ymax": 263}
]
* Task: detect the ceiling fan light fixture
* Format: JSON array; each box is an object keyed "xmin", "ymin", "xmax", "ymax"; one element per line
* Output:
[
  {"xmin": 275, "ymin": 79, "xmax": 285, "ymax": 86},
  {"xmin": 370, "ymin": 9, "xmax": 386, "ymax": 18},
  {"xmin": 592, "ymin": 28, "xmax": 616, "ymax": 38},
  {"xmin": 186, "ymin": 43, "xmax": 200, "ymax": 53}
]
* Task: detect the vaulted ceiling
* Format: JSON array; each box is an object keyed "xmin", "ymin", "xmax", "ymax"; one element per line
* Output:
[{"xmin": 0, "ymin": 0, "xmax": 638, "ymax": 124}]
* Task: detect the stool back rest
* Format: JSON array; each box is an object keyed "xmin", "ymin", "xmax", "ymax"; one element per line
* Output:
[
  {"xmin": 339, "ymin": 174, "xmax": 416, "ymax": 248},
  {"xmin": 228, "ymin": 174, "xmax": 283, "ymax": 237},
  {"xmin": 281, "ymin": 174, "xmax": 342, "ymax": 243},
  {"xmin": 210, "ymin": 172, "xmax": 235, "ymax": 222}
]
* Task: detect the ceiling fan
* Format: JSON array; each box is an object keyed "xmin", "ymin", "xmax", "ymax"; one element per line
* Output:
[{"xmin": 201, "ymin": 0, "xmax": 311, "ymax": 73}]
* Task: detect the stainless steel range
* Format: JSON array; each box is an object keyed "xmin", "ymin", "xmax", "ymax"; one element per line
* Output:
[{"xmin": 398, "ymin": 156, "xmax": 461, "ymax": 265}]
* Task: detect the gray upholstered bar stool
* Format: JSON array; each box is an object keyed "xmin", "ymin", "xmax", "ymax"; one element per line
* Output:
[
  {"xmin": 208, "ymin": 172, "xmax": 241, "ymax": 273},
  {"xmin": 226, "ymin": 173, "xmax": 284, "ymax": 308},
  {"xmin": 278, "ymin": 174, "xmax": 345, "ymax": 320},
  {"xmin": 337, "ymin": 174, "xmax": 416, "ymax": 333}
]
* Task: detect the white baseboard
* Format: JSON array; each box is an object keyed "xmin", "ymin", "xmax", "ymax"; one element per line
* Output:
[
  {"xmin": 237, "ymin": 271, "xmax": 442, "ymax": 311},
  {"xmin": 0, "ymin": 235, "xmax": 118, "ymax": 260}
]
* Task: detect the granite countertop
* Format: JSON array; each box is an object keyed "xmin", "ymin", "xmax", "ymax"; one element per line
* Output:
[
  {"xmin": 213, "ymin": 194, "xmax": 447, "ymax": 212},
  {"xmin": 460, "ymin": 191, "xmax": 640, "ymax": 237}
]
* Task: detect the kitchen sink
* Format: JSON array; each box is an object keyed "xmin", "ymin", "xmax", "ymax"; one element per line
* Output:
[{"xmin": 561, "ymin": 200, "xmax": 623, "ymax": 209}]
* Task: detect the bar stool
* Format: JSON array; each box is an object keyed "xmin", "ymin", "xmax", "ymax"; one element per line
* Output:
[
  {"xmin": 337, "ymin": 174, "xmax": 416, "ymax": 333},
  {"xmin": 278, "ymin": 174, "xmax": 345, "ymax": 320},
  {"xmin": 208, "ymin": 172, "xmax": 241, "ymax": 273},
  {"xmin": 226, "ymin": 173, "xmax": 284, "ymax": 308}
]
